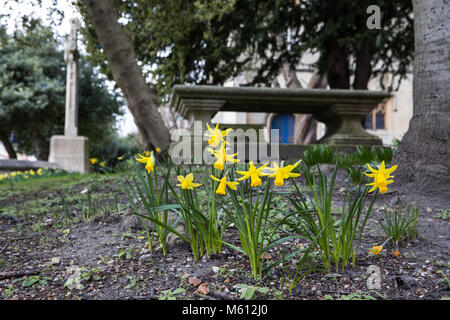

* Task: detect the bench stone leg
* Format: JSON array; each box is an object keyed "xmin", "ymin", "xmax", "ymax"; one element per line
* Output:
[
  {"xmin": 314, "ymin": 104, "xmax": 383, "ymax": 146},
  {"xmin": 180, "ymin": 98, "xmax": 226, "ymax": 131}
]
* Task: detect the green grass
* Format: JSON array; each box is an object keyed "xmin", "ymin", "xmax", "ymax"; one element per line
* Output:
[{"xmin": 0, "ymin": 171, "xmax": 130, "ymax": 225}]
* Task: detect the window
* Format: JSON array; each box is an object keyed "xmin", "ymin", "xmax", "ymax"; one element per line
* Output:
[{"xmin": 364, "ymin": 104, "xmax": 386, "ymax": 130}]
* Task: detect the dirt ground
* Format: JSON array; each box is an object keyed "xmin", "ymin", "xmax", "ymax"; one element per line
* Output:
[{"xmin": 0, "ymin": 172, "xmax": 448, "ymax": 300}]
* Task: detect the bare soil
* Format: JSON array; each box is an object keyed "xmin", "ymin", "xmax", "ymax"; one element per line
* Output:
[{"xmin": 0, "ymin": 173, "xmax": 448, "ymax": 300}]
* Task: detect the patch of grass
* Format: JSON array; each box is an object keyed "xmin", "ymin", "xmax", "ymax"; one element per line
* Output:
[
  {"xmin": 302, "ymin": 144, "xmax": 335, "ymax": 168},
  {"xmin": 378, "ymin": 200, "xmax": 420, "ymax": 245}
]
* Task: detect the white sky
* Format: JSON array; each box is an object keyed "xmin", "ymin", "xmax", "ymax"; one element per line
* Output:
[{"xmin": 0, "ymin": 0, "xmax": 138, "ymax": 137}]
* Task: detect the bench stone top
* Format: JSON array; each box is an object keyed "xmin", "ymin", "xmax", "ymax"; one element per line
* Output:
[
  {"xmin": 0, "ymin": 159, "xmax": 62, "ymax": 172},
  {"xmin": 171, "ymin": 85, "xmax": 392, "ymax": 117}
]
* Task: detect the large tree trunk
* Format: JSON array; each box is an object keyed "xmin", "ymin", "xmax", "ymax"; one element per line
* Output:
[
  {"xmin": 295, "ymin": 72, "xmax": 328, "ymax": 144},
  {"xmin": 280, "ymin": 64, "xmax": 328, "ymax": 144},
  {"xmin": 0, "ymin": 129, "xmax": 17, "ymax": 159},
  {"xmin": 326, "ymin": 36, "xmax": 350, "ymax": 89},
  {"xmin": 81, "ymin": 0, "xmax": 171, "ymax": 153},
  {"xmin": 31, "ymin": 132, "xmax": 50, "ymax": 161},
  {"xmin": 393, "ymin": 0, "xmax": 450, "ymax": 198}
]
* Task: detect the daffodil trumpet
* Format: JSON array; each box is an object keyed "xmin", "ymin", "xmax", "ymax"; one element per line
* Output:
[
  {"xmin": 364, "ymin": 160, "xmax": 397, "ymax": 194},
  {"xmin": 207, "ymin": 143, "xmax": 240, "ymax": 171},
  {"xmin": 205, "ymin": 123, "xmax": 233, "ymax": 148}
]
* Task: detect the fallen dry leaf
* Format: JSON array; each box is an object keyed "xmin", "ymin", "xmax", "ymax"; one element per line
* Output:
[
  {"xmin": 188, "ymin": 277, "xmax": 201, "ymax": 287},
  {"xmin": 261, "ymin": 253, "xmax": 272, "ymax": 260},
  {"xmin": 195, "ymin": 283, "xmax": 209, "ymax": 295}
]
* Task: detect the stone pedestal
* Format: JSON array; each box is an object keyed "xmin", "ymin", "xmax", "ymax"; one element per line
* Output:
[
  {"xmin": 314, "ymin": 104, "xmax": 383, "ymax": 146},
  {"xmin": 48, "ymin": 135, "xmax": 90, "ymax": 173}
]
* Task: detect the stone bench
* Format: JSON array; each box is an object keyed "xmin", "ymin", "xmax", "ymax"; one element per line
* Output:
[
  {"xmin": 0, "ymin": 159, "xmax": 62, "ymax": 174},
  {"xmin": 170, "ymin": 85, "xmax": 391, "ymax": 146}
]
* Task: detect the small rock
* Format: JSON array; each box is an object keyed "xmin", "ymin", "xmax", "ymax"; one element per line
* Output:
[
  {"xmin": 50, "ymin": 257, "xmax": 60, "ymax": 265},
  {"xmin": 139, "ymin": 254, "xmax": 152, "ymax": 263},
  {"xmin": 212, "ymin": 266, "xmax": 220, "ymax": 273},
  {"xmin": 44, "ymin": 218, "xmax": 54, "ymax": 225},
  {"xmin": 189, "ymin": 277, "xmax": 201, "ymax": 287},
  {"xmin": 119, "ymin": 213, "xmax": 152, "ymax": 231}
]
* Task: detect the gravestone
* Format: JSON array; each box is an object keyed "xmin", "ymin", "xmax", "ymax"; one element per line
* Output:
[{"xmin": 48, "ymin": 18, "xmax": 90, "ymax": 173}]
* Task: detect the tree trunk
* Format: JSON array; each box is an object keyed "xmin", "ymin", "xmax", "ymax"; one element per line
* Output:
[
  {"xmin": 31, "ymin": 132, "xmax": 50, "ymax": 161},
  {"xmin": 353, "ymin": 40, "xmax": 372, "ymax": 90},
  {"xmin": 393, "ymin": 0, "xmax": 450, "ymax": 198},
  {"xmin": 0, "ymin": 129, "xmax": 17, "ymax": 159},
  {"xmin": 280, "ymin": 64, "xmax": 327, "ymax": 144},
  {"xmin": 326, "ymin": 36, "xmax": 350, "ymax": 89},
  {"xmin": 81, "ymin": 0, "xmax": 171, "ymax": 154}
]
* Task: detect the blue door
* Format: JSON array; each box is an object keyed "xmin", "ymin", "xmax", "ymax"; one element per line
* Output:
[{"xmin": 271, "ymin": 114, "xmax": 295, "ymax": 144}]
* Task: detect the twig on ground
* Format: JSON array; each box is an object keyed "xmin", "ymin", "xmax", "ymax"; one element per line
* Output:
[{"xmin": 0, "ymin": 269, "xmax": 41, "ymax": 280}]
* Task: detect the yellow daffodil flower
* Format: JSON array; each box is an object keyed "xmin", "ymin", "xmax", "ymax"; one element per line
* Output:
[
  {"xmin": 155, "ymin": 147, "xmax": 161, "ymax": 153},
  {"xmin": 207, "ymin": 143, "xmax": 239, "ymax": 170},
  {"xmin": 177, "ymin": 173, "xmax": 202, "ymax": 190},
  {"xmin": 369, "ymin": 245, "xmax": 383, "ymax": 255},
  {"xmin": 144, "ymin": 151, "xmax": 151, "ymax": 156},
  {"xmin": 210, "ymin": 175, "xmax": 239, "ymax": 195},
  {"xmin": 266, "ymin": 161, "xmax": 301, "ymax": 186},
  {"xmin": 236, "ymin": 161, "xmax": 269, "ymax": 187},
  {"xmin": 205, "ymin": 123, "xmax": 232, "ymax": 148},
  {"xmin": 364, "ymin": 161, "xmax": 397, "ymax": 194},
  {"xmin": 117, "ymin": 156, "xmax": 123, "ymax": 161},
  {"xmin": 37, "ymin": 168, "xmax": 44, "ymax": 176},
  {"xmin": 29, "ymin": 170, "xmax": 35, "ymax": 176},
  {"xmin": 100, "ymin": 161, "xmax": 105, "ymax": 168},
  {"xmin": 11, "ymin": 172, "xmax": 17, "ymax": 177},
  {"xmin": 136, "ymin": 152, "xmax": 155, "ymax": 173},
  {"xmin": 90, "ymin": 158, "xmax": 98, "ymax": 165}
]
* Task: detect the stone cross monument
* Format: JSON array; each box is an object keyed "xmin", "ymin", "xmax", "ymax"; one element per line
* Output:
[
  {"xmin": 64, "ymin": 18, "xmax": 80, "ymax": 137},
  {"xmin": 49, "ymin": 18, "xmax": 90, "ymax": 173}
]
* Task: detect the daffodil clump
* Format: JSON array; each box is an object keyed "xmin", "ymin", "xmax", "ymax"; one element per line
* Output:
[
  {"xmin": 121, "ymin": 123, "xmax": 307, "ymax": 277},
  {"xmin": 90, "ymin": 153, "xmax": 134, "ymax": 173},
  {"xmin": 286, "ymin": 158, "xmax": 398, "ymax": 282},
  {"xmin": 121, "ymin": 121, "xmax": 400, "ymax": 284},
  {"xmin": 90, "ymin": 157, "xmax": 110, "ymax": 172},
  {"xmin": 122, "ymin": 150, "xmax": 176, "ymax": 255},
  {"xmin": 0, "ymin": 167, "xmax": 60, "ymax": 185}
]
